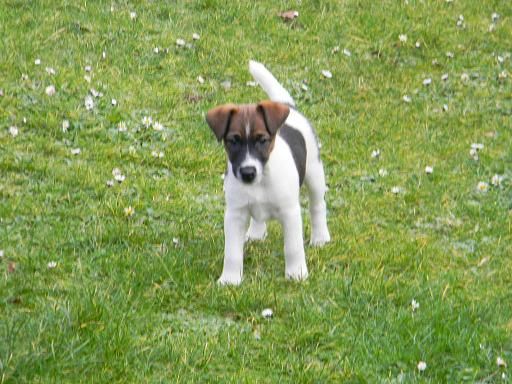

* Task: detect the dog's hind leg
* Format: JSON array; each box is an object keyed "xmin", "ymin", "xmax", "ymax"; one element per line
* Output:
[
  {"xmin": 305, "ymin": 161, "xmax": 331, "ymax": 246},
  {"xmin": 246, "ymin": 218, "xmax": 267, "ymax": 241}
]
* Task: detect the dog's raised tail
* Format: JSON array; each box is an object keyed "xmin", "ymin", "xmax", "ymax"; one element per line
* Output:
[{"xmin": 249, "ymin": 60, "xmax": 295, "ymax": 107}]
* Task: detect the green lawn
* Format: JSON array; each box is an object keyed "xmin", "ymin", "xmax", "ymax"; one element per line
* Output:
[{"xmin": 1, "ymin": 0, "xmax": 511, "ymax": 382}]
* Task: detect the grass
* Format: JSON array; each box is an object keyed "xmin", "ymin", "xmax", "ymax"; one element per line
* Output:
[{"xmin": 0, "ymin": 0, "xmax": 511, "ymax": 382}]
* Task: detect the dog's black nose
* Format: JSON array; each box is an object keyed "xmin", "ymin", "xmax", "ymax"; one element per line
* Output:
[{"xmin": 240, "ymin": 166, "xmax": 256, "ymax": 183}]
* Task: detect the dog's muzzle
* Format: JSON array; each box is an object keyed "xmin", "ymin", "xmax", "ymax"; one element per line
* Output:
[{"xmin": 239, "ymin": 166, "xmax": 257, "ymax": 183}]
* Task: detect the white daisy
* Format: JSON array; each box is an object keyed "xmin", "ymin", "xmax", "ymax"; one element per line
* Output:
[
  {"xmin": 90, "ymin": 88, "xmax": 102, "ymax": 98},
  {"xmin": 192, "ymin": 33, "xmax": 200, "ymax": 40},
  {"xmin": 343, "ymin": 48, "xmax": 352, "ymax": 57},
  {"xmin": 47, "ymin": 261, "xmax": 57, "ymax": 269},
  {"xmin": 371, "ymin": 149, "xmax": 380, "ymax": 158},
  {"xmin": 476, "ymin": 181, "xmax": 489, "ymax": 193},
  {"xmin": 411, "ymin": 299, "xmax": 420, "ymax": 311},
  {"xmin": 261, "ymin": 308, "xmax": 273, "ymax": 318},
  {"xmin": 399, "ymin": 34, "xmax": 407, "ymax": 43},
  {"xmin": 176, "ymin": 38, "xmax": 186, "ymax": 47},
  {"xmin": 45, "ymin": 67, "xmax": 56, "ymax": 75},
  {"xmin": 130, "ymin": 11, "xmax": 137, "ymax": 20},
  {"xmin": 491, "ymin": 174, "xmax": 504, "ymax": 187},
  {"xmin": 497, "ymin": 356, "xmax": 507, "ymax": 368},
  {"xmin": 417, "ymin": 361, "xmax": 427, "ymax": 371},
  {"xmin": 425, "ymin": 165, "xmax": 433, "ymax": 174},
  {"xmin": 321, "ymin": 70, "xmax": 332, "ymax": 79},
  {"xmin": 71, "ymin": 148, "xmax": 81, "ymax": 155},
  {"xmin": 391, "ymin": 186, "xmax": 403, "ymax": 194},
  {"xmin": 117, "ymin": 121, "xmax": 127, "ymax": 132},
  {"xmin": 423, "ymin": 78, "xmax": 432, "ymax": 86},
  {"xmin": 142, "ymin": 116, "xmax": 153, "ymax": 128},
  {"xmin": 9, "ymin": 126, "xmax": 19, "ymax": 137},
  {"xmin": 378, "ymin": 168, "xmax": 388, "ymax": 177},
  {"xmin": 45, "ymin": 85, "xmax": 56, "ymax": 96},
  {"xmin": 441, "ymin": 73, "xmax": 449, "ymax": 81},
  {"xmin": 85, "ymin": 65, "xmax": 92, "ymax": 72},
  {"xmin": 62, "ymin": 120, "xmax": 70, "ymax": 133},
  {"xmin": 85, "ymin": 95, "xmax": 94, "ymax": 110},
  {"xmin": 111, "ymin": 98, "xmax": 117, "ymax": 106},
  {"xmin": 403, "ymin": 95, "xmax": 412, "ymax": 103},
  {"xmin": 456, "ymin": 15, "xmax": 464, "ymax": 27},
  {"xmin": 153, "ymin": 121, "xmax": 164, "ymax": 131},
  {"xmin": 124, "ymin": 206, "xmax": 135, "ymax": 217},
  {"xmin": 113, "ymin": 168, "xmax": 126, "ymax": 183},
  {"xmin": 35, "ymin": 58, "xmax": 41, "ymax": 65}
]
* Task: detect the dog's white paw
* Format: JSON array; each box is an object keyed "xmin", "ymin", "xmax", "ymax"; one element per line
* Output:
[
  {"xmin": 217, "ymin": 274, "xmax": 242, "ymax": 286},
  {"xmin": 285, "ymin": 265, "xmax": 309, "ymax": 281},
  {"xmin": 245, "ymin": 229, "xmax": 267, "ymax": 242},
  {"xmin": 310, "ymin": 231, "xmax": 331, "ymax": 247},
  {"xmin": 246, "ymin": 221, "xmax": 267, "ymax": 241}
]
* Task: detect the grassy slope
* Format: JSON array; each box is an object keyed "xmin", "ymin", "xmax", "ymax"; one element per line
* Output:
[{"xmin": 0, "ymin": 0, "xmax": 511, "ymax": 382}]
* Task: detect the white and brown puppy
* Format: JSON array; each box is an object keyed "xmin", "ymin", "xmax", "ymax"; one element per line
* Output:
[{"xmin": 206, "ymin": 60, "xmax": 330, "ymax": 285}]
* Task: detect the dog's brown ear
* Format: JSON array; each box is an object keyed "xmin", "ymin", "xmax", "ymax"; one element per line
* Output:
[
  {"xmin": 206, "ymin": 104, "xmax": 238, "ymax": 141},
  {"xmin": 257, "ymin": 100, "xmax": 290, "ymax": 136}
]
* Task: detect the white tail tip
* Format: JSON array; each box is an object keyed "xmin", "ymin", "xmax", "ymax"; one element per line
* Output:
[{"xmin": 248, "ymin": 60, "xmax": 295, "ymax": 107}]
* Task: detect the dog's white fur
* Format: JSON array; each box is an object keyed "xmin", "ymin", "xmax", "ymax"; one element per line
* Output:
[{"xmin": 217, "ymin": 61, "xmax": 330, "ymax": 285}]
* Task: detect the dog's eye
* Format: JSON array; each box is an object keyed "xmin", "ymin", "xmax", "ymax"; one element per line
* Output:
[
  {"xmin": 226, "ymin": 136, "xmax": 241, "ymax": 146},
  {"xmin": 257, "ymin": 136, "xmax": 269, "ymax": 145}
]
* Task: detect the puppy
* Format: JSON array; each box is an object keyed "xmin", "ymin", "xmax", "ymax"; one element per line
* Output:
[{"xmin": 206, "ymin": 60, "xmax": 330, "ymax": 285}]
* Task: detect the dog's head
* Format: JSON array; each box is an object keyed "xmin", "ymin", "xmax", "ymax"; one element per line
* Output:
[{"xmin": 206, "ymin": 101, "xmax": 290, "ymax": 184}]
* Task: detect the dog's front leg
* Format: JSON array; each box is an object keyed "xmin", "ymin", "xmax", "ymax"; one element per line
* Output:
[
  {"xmin": 281, "ymin": 206, "xmax": 308, "ymax": 281},
  {"xmin": 218, "ymin": 208, "xmax": 249, "ymax": 285}
]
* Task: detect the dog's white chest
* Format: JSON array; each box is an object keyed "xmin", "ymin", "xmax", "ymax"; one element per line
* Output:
[{"xmin": 225, "ymin": 177, "xmax": 288, "ymax": 222}]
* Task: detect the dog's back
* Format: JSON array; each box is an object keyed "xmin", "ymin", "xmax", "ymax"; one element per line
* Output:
[{"xmin": 249, "ymin": 60, "xmax": 322, "ymax": 184}]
